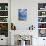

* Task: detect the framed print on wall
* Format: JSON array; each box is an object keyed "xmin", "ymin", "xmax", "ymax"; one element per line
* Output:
[
  {"xmin": 18, "ymin": 9, "xmax": 27, "ymax": 21},
  {"xmin": 38, "ymin": 29, "xmax": 46, "ymax": 37}
]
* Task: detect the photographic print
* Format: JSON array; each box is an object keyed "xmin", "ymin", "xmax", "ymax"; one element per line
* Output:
[
  {"xmin": 0, "ymin": 17, "xmax": 8, "ymax": 22},
  {"xmin": 38, "ymin": 17, "xmax": 46, "ymax": 22},
  {"xmin": 0, "ymin": 23, "xmax": 8, "ymax": 37},
  {"xmin": 18, "ymin": 9, "xmax": 27, "ymax": 21},
  {"xmin": 38, "ymin": 29, "xmax": 46, "ymax": 37},
  {"xmin": 38, "ymin": 23, "xmax": 46, "ymax": 28}
]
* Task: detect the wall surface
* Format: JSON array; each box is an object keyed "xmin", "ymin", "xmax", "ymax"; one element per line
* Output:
[
  {"xmin": 11, "ymin": 0, "xmax": 38, "ymax": 30},
  {"xmin": 11, "ymin": 0, "xmax": 46, "ymax": 46},
  {"xmin": 11, "ymin": 0, "xmax": 46, "ymax": 30}
]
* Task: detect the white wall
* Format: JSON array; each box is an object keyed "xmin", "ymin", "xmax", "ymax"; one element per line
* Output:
[
  {"xmin": 11, "ymin": 0, "xmax": 46, "ymax": 30},
  {"xmin": 11, "ymin": 0, "xmax": 38, "ymax": 30},
  {"xmin": 11, "ymin": 0, "xmax": 46, "ymax": 46}
]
